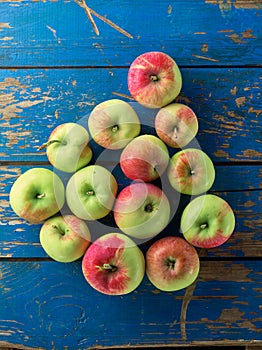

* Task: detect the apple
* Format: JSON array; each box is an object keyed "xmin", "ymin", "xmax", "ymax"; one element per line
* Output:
[
  {"xmin": 113, "ymin": 182, "xmax": 170, "ymax": 240},
  {"xmin": 88, "ymin": 99, "xmax": 141, "ymax": 149},
  {"xmin": 9, "ymin": 167, "xmax": 65, "ymax": 223},
  {"xmin": 155, "ymin": 103, "xmax": 199, "ymax": 148},
  {"xmin": 167, "ymin": 148, "xmax": 215, "ymax": 195},
  {"xmin": 38, "ymin": 122, "xmax": 92, "ymax": 173},
  {"xmin": 66, "ymin": 165, "xmax": 118, "ymax": 220},
  {"xmin": 180, "ymin": 194, "xmax": 235, "ymax": 248},
  {"xmin": 127, "ymin": 51, "xmax": 182, "ymax": 108},
  {"xmin": 120, "ymin": 134, "xmax": 169, "ymax": 182},
  {"xmin": 146, "ymin": 236, "xmax": 200, "ymax": 292},
  {"xmin": 82, "ymin": 232, "xmax": 145, "ymax": 295},
  {"xmin": 40, "ymin": 215, "xmax": 91, "ymax": 262}
]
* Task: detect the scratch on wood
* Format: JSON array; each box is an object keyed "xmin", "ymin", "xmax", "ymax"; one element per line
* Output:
[
  {"xmin": 180, "ymin": 278, "xmax": 198, "ymax": 340},
  {"xmin": 0, "ymin": 23, "xmax": 12, "ymax": 30},
  {"xmin": 192, "ymin": 54, "xmax": 219, "ymax": 62},
  {"xmin": 206, "ymin": 0, "xmax": 262, "ymax": 10},
  {"xmin": 112, "ymin": 92, "xmax": 134, "ymax": 100},
  {"xmin": 0, "ymin": 36, "xmax": 13, "ymax": 41},
  {"xmin": 46, "ymin": 25, "xmax": 61, "ymax": 44}
]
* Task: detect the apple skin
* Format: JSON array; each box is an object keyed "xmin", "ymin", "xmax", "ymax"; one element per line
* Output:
[
  {"xmin": 39, "ymin": 122, "xmax": 92, "ymax": 173},
  {"xmin": 113, "ymin": 182, "xmax": 170, "ymax": 240},
  {"xmin": 66, "ymin": 165, "xmax": 118, "ymax": 220},
  {"xmin": 127, "ymin": 51, "xmax": 182, "ymax": 108},
  {"xmin": 146, "ymin": 236, "xmax": 200, "ymax": 292},
  {"xmin": 167, "ymin": 148, "xmax": 215, "ymax": 195},
  {"xmin": 120, "ymin": 134, "xmax": 169, "ymax": 182},
  {"xmin": 82, "ymin": 232, "xmax": 145, "ymax": 295},
  {"xmin": 9, "ymin": 168, "xmax": 65, "ymax": 223},
  {"xmin": 180, "ymin": 194, "xmax": 235, "ymax": 248},
  {"xmin": 155, "ymin": 103, "xmax": 198, "ymax": 148},
  {"xmin": 88, "ymin": 99, "xmax": 141, "ymax": 149},
  {"xmin": 40, "ymin": 215, "xmax": 91, "ymax": 263}
]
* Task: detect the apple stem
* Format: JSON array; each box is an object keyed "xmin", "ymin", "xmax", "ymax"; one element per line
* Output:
[
  {"xmin": 111, "ymin": 125, "xmax": 119, "ymax": 133},
  {"xmin": 174, "ymin": 127, "xmax": 178, "ymax": 139},
  {"xmin": 36, "ymin": 193, "xmax": 46, "ymax": 199},
  {"xmin": 86, "ymin": 190, "xmax": 95, "ymax": 196},
  {"xmin": 166, "ymin": 257, "xmax": 176, "ymax": 270},
  {"xmin": 200, "ymin": 223, "xmax": 208, "ymax": 229},
  {"xmin": 102, "ymin": 263, "xmax": 117, "ymax": 272},
  {"xmin": 51, "ymin": 224, "xmax": 65, "ymax": 235},
  {"xmin": 38, "ymin": 139, "xmax": 66, "ymax": 151},
  {"xmin": 150, "ymin": 75, "xmax": 159, "ymax": 82},
  {"xmin": 190, "ymin": 170, "xmax": 195, "ymax": 175},
  {"xmin": 144, "ymin": 203, "xmax": 153, "ymax": 213}
]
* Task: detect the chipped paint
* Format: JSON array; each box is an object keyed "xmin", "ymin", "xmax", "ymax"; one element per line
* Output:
[
  {"xmin": 235, "ymin": 96, "xmax": 246, "ymax": 107},
  {"xmin": 206, "ymin": 0, "xmax": 262, "ymax": 10},
  {"xmin": 192, "ymin": 54, "xmax": 219, "ymax": 62}
]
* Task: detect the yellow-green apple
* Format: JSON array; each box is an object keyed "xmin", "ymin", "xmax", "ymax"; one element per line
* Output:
[
  {"xmin": 180, "ymin": 194, "xmax": 235, "ymax": 248},
  {"xmin": 155, "ymin": 103, "xmax": 198, "ymax": 148},
  {"xmin": 9, "ymin": 168, "xmax": 65, "ymax": 223},
  {"xmin": 146, "ymin": 236, "xmax": 200, "ymax": 291},
  {"xmin": 120, "ymin": 134, "xmax": 169, "ymax": 182},
  {"xmin": 39, "ymin": 123, "xmax": 92, "ymax": 173},
  {"xmin": 82, "ymin": 232, "xmax": 145, "ymax": 295},
  {"xmin": 66, "ymin": 165, "xmax": 118, "ymax": 220},
  {"xmin": 113, "ymin": 182, "xmax": 170, "ymax": 240},
  {"xmin": 88, "ymin": 99, "xmax": 141, "ymax": 149},
  {"xmin": 167, "ymin": 148, "xmax": 215, "ymax": 195},
  {"xmin": 127, "ymin": 51, "xmax": 182, "ymax": 108},
  {"xmin": 40, "ymin": 215, "xmax": 91, "ymax": 262}
]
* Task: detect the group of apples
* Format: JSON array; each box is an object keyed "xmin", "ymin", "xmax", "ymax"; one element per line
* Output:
[{"xmin": 9, "ymin": 52, "xmax": 235, "ymax": 295}]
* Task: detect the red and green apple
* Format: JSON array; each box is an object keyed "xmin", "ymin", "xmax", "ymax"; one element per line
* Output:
[
  {"xmin": 40, "ymin": 215, "xmax": 91, "ymax": 262},
  {"xmin": 146, "ymin": 236, "xmax": 200, "ymax": 291},
  {"xmin": 127, "ymin": 51, "xmax": 182, "ymax": 108},
  {"xmin": 82, "ymin": 232, "xmax": 145, "ymax": 295},
  {"xmin": 66, "ymin": 165, "xmax": 118, "ymax": 220},
  {"xmin": 167, "ymin": 148, "xmax": 215, "ymax": 195},
  {"xmin": 155, "ymin": 103, "xmax": 198, "ymax": 148},
  {"xmin": 120, "ymin": 134, "xmax": 169, "ymax": 182},
  {"xmin": 180, "ymin": 194, "xmax": 235, "ymax": 248},
  {"xmin": 88, "ymin": 99, "xmax": 141, "ymax": 149},
  {"xmin": 9, "ymin": 167, "xmax": 65, "ymax": 223},
  {"xmin": 39, "ymin": 122, "xmax": 92, "ymax": 173}
]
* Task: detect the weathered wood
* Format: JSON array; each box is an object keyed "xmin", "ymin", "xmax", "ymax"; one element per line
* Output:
[
  {"xmin": 0, "ymin": 1, "xmax": 261, "ymax": 67},
  {"xmin": 0, "ymin": 165, "xmax": 261, "ymax": 258},
  {"xmin": 0, "ymin": 68, "xmax": 261, "ymax": 162},
  {"xmin": 0, "ymin": 260, "xmax": 261, "ymax": 349}
]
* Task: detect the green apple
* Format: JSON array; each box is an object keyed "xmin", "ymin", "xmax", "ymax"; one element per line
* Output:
[
  {"xmin": 146, "ymin": 236, "xmax": 200, "ymax": 291},
  {"xmin": 66, "ymin": 165, "xmax": 118, "ymax": 220},
  {"xmin": 181, "ymin": 194, "xmax": 235, "ymax": 248},
  {"xmin": 167, "ymin": 148, "xmax": 215, "ymax": 195},
  {"xmin": 88, "ymin": 99, "xmax": 141, "ymax": 149},
  {"xmin": 9, "ymin": 167, "xmax": 65, "ymax": 223},
  {"xmin": 113, "ymin": 182, "xmax": 170, "ymax": 240},
  {"xmin": 39, "ymin": 122, "xmax": 92, "ymax": 173},
  {"xmin": 40, "ymin": 215, "xmax": 91, "ymax": 262},
  {"xmin": 82, "ymin": 232, "xmax": 145, "ymax": 295}
]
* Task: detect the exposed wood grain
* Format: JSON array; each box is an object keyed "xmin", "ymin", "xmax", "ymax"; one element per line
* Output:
[
  {"xmin": 0, "ymin": 68, "xmax": 261, "ymax": 162},
  {"xmin": 0, "ymin": 260, "xmax": 261, "ymax": 349},
  {"xmin": 0, "ymin": 1, "xmax": 261, "ymax": 67}
]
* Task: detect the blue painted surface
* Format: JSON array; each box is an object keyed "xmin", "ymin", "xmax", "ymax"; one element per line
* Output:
[{"xmin": 0, "ymin": 0, "xmax": 261, "ymax": 349}]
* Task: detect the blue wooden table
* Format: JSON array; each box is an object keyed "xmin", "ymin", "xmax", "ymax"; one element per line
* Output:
[{"xmin": 0, "ymin": 1, "xmax": 261, "ymax": 349}]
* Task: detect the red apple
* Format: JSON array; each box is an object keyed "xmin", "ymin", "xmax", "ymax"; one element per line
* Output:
[
  {"xmin": 127, "ymin": 51, "xmax": 182, "ymax": 108},
  {"xmin": 146, "ymin": 236, "xmax": 200, "ymax": 292},
  {"xmin": 155, "ymin": 103, "xmax": 199, "ymax": 148},
  {"xmin": 120, "ymin": 134, "xmax": 169, "ymax": 182},
  {"xmin": 82, "ymin": 233, "xmax": 145, "ymax": 295},
  {"xmin": 113, "ymin": 182, "xmax": 170, "ymax": 240}
]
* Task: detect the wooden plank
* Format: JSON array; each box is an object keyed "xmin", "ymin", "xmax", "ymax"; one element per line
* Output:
[
  {"xmin": 0, "ymin": 1, "xmax": 261, "ymax": 67},
  {"xmin": 0, "ymin": 260, "xmax": 261, "ymax": 349},
  {"xmin": 0, "ymin": 68, "xmax": 261, "ymax": 162},
  {"xmin": 0, "ymin": 165, "xmax": 261, "ymax": 258}
]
